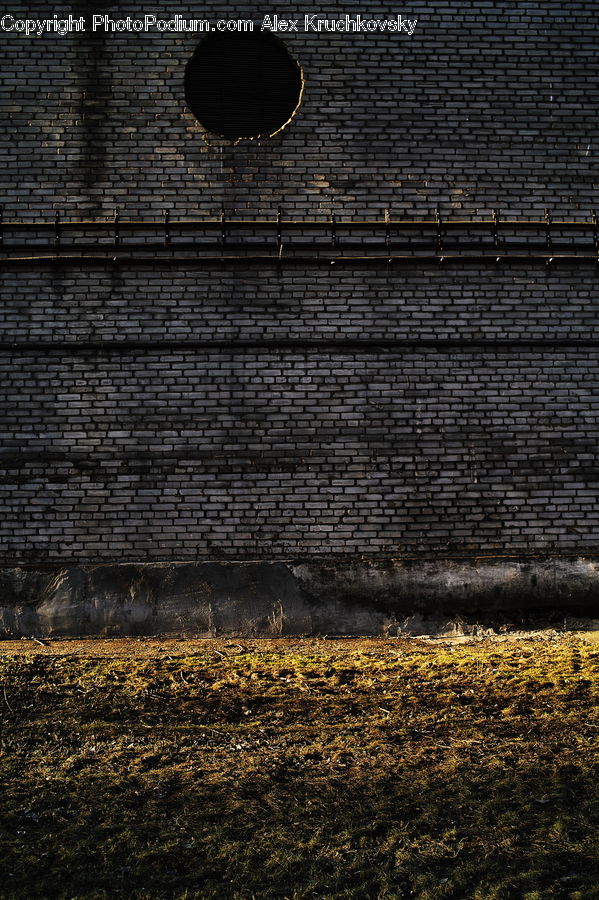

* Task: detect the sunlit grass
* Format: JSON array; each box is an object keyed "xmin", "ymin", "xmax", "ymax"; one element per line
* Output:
[{"xmin": 0, "ymin": 636, "xmax": 597, "ymax": 899}]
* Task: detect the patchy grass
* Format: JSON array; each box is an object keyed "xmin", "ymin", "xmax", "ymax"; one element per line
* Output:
[{"xmin": 0, "ymin": 636, "xmax": 598, "ymax": 900}]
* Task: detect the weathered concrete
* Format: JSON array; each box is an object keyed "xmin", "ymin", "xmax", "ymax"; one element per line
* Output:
[{"xmin": 1, "ymin": 557, "xmax": 598, "ymax": 638}]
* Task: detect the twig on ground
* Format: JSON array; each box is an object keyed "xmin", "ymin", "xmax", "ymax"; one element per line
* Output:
[{"xmin": 3, "ymin": 685, "xmax": 14, "ymax": 713}]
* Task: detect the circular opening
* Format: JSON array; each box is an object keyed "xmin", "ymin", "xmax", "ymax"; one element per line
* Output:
[{"xmin": 184, "ymin": 32, "xmax": 303, "ymax": 140}]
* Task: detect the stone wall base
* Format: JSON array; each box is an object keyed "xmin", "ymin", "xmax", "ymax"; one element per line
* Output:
[{"xmin": 1, "ymin": 557, "xmax": 598, "ymax": 638}]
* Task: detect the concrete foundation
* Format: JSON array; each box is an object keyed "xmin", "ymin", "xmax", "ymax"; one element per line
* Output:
[{"xmin": 1, "ymin": 557, "xmax": 598, "ymax": 638}]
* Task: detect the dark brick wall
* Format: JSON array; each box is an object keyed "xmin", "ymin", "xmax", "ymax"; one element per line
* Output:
[
  {"xmin": 2, "ymin": 263, "xmax": 599, "ymax": 343},
  {"xmin": 2, "ymin": 0, "xmax": 598, "ymax": 218},
  {"xmin": 1, "ymin": 1, "xmax": 599, "ymax": 566},
  {"xmin": 1, "ymin": 345, "xmax": 599, "ymax": 561}
]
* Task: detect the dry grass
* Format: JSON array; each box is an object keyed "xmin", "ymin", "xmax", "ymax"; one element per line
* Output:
[{"xmin": 0, "ymin": 635, "xmax": 598, "ymax": 899}]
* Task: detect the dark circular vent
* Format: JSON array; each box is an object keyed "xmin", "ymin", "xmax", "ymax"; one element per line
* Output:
[{"xmin": 184, "ymin": 33, "xmax": 303, "ymax": 140}]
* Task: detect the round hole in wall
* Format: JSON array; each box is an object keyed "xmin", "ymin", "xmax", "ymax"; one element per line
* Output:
[{"xmin": 184, "ymin": 32, "xmax": 303, "ymax": 140}]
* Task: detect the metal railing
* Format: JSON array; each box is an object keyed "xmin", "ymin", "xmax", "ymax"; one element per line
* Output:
[{"xmin": 2, "ymin": 206, "xmax": 599, "ymax": 267}]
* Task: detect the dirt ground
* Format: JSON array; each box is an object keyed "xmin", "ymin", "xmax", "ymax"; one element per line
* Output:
[{"xmin": 1, "ymin": 632, "xmax": 598, "ymax": 899}]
